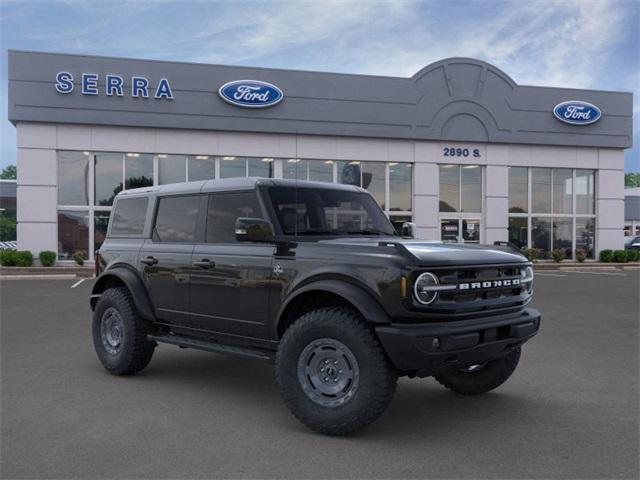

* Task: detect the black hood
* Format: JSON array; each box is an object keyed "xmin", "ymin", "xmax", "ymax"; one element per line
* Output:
[{"xmin": 318, "ymin": 237, "xmax": 527, "ymax": 267}]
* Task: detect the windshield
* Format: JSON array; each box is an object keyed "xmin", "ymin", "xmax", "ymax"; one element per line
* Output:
[{"xmin": 266, "ymin": 186, "xmax": 396, "ymax": 236}]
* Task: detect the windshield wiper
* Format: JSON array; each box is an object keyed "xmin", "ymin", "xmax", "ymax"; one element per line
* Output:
[{"xmin": 293, "ymin": 230, "xmax": 342, "ymax": 236}]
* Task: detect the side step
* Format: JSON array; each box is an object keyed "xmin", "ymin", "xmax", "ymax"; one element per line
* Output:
[{"xmin": 148, "ymin": 334, "xmax": 275, "ymax": 362}]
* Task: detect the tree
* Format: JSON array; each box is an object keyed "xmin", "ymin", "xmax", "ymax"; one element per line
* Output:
[
  {"xmin": 625, "ymin": 172, "xmax": 640, "ymax": 188},
  {"xmin": 1, "ymin": 165, "xmax": 16, "ymax": 179}
]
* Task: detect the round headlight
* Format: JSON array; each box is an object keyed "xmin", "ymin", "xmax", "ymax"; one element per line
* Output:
[
  {"xmin": 414, "ymin": 272, "xmax": 440, "ymax": 305},
  {"xmin": 521, "ymin": 266, "xmax": 534, "ymax": 293}
]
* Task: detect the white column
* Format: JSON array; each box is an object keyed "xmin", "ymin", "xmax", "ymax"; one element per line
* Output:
[
  {"xmin": 413, "ymin": 142, "xmax": 439, "ymax": 240},
  {"xmin": 484, "ymin": 165, "xmax": 509, "ymax": 244},
  {"xmin": 16, "ymin": 123, "xmax": 58, "ymax": 258},
  {"xmin": 596, "ymin": 149, "xmax": 625, "ymax": 253}
]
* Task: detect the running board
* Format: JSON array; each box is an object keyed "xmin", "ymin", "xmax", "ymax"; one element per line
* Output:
[{"xmin": 148, "ymin": 334, "xmax": 275, "ymax": 362}]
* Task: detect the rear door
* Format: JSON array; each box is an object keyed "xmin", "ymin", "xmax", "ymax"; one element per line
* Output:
[
  {"xmin": 139, "ymin": 194, "xmax": 203, "ymax": 324},
  {"xmin": 189, "ymin": 190, "xmax": 274, "ymax": 344}
]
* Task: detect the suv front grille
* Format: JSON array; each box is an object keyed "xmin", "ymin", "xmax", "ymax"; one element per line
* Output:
[{"xmin": 417, "ymin": 264, "xmax": 531, "ymax": 318}]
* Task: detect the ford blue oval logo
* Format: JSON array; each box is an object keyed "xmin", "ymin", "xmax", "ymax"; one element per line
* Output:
[
  {"xmin": 553, "ymin": 100, "xmax": 601, "ymax": 125},
  {"xmin": 218, "ymin": 80, "xmax": 283, "ymax": 108}
]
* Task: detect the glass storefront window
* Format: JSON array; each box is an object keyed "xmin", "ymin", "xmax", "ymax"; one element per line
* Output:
[
  {"xmin": 508, "ymin": 217, "xmax": 528, "ymax": 249},
  {"xmin": 576, "ymin": 170, "xmax": 595, "ymax": 214},
  {"xmin": 576, "ymin": 218, "xmax": 596, "ymax": 258},
  {"xmin": 552, "ymin": 217, "xmax": 572, "ymax": 258},
  {"xmin": 58, "ymin": 151, "xmax": 90, "ymax": 205},
  {"xmin": 124, "ymin": 153, "xmax": 153, "ymax": 190},
  {"xmin": 389, "ymin": 163, "xmax": 411, "ymax": 212},
  {"xmin": 508, "ymin": 167, "xmax": 528, "ymax": 213},
  {"xmin": 531, "ymin": 217, "xmax": 551, "ymax": 259},
  {"xmin": 95, "ymin": 153, "xmax": 123, "ymax": 207},
  {"xmin": 439, "ymin": 165, "xmax": 459, "ymax": 212},
  {"xmin": 308, "ymin": 160, "xmax": 333, "ymax": 182},
  {"xmin": 188, "ymin": 155, "xmax": 215, "ymax": 181},
  {"xmin": 553, "ymin": 169, "xmax": 572, "ymax": 214},
  {"xmin": 362, "ymin": 162, "xmax": 385, "ymax": 209},
  {"xmin": 58, "ymin": 210, "xmax": 89, "ymax": 259},
  {"xmin": 158, "ymin": 154, "xmax": 186, "ymax": 185},
  {"xmin": 461, "ymin": 165, "xmax": 482, "ymax": 213},
  {"xmin": 248, "ymin": 158, "xmax": 273, "ymax": 178},
  {"xmin": 220, "ymin": 156, "xmax": 246, "ymax": 178},
  {"xmin": 283, "ymin": 159, "xmax": 305, "ymax": 179},
  {"xmin": 531, "ymin": 168, "xmax": 552, "ymax": 213},
  {"xmin": 94, "ymin": 211, "xmax": 110, "ymax": 254}
]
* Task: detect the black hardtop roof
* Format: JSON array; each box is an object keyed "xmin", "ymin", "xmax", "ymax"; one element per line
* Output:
[{"xmin": 116, "ymin": 177, "xmax": 365, "ymax": 199}]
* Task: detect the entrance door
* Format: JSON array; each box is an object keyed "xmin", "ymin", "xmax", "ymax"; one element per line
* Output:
[{"xmin": 440, "ymin": 218, "xmax": 481, "ymax": 243}]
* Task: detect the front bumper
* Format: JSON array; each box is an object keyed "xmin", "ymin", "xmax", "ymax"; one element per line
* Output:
[{"xmin": 375, "ymin": 308, "xmax": 541, "ymax": 377}]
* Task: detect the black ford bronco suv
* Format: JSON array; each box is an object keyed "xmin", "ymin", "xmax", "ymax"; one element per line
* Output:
[{"xmin": 91, "ymin": 177, "xmax": 540, "ymax": 435}]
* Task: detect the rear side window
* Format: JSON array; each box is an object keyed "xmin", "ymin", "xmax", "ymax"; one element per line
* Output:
[
  {"xmin": 206, "ymin": 192, "xmax": 262, "ymax": 243},
  {"xmin": 153, "ymin": 195, "xmax": 200, "ymax": 243},
  {"xmin": 110, "ymin": 197, "xmax": 148, "ymax": 236}
]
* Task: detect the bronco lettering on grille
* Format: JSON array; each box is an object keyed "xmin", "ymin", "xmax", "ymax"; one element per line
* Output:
[{"xmin": 458, "ymin": 278, "xmax": 521, "ymax": 290}]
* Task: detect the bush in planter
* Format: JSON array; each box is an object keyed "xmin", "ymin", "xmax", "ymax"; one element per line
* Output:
[
  {"xmin": 0, "ymin": 249, "xmax": 18, "ymax": 266},
  {"xmin": 627, "ymin": 249, "xmax": 639, "ymax": 262},
  {"xmin": 575, "ymin": 249, "xmax": 587, "ymax": 263},
  {"xmin": 599, "ymin": 249, "xmax": 614, "ymax": 262},
  {"xmin": 39, "ymin": 250, "xmax": 57, "ymax": 267},
  {"xmin": 522, "ymin": 248, "xmax": 541, "ymax": 261},
  {"xmin": 15, "ymin": 250, "xmax": 34, "ymax": 267},
  {"xmin": 72, "ymin": 250, "xmax": 87, "ymax": 266},
  {"xmin": 551, "ymin": 249, "xmax": 565, "ymax": 263},
  {"xmin": 613, "ymin": 250, "xmax": 628, "ymax": 263}
]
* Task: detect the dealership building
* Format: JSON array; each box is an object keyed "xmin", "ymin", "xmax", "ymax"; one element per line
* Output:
[{"xmin": 7, "ymin": 50, "xmax": 633, "ymax": 261}]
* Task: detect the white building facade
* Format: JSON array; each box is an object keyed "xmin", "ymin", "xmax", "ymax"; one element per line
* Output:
[{"xmin": 8, "ymin": 51, "xmax": 633, "ymax": 262}]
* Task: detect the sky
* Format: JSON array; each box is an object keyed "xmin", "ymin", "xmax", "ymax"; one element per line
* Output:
[{"xmin": 0, "ymin": 0, "xmax": 638, "ymax": 172}]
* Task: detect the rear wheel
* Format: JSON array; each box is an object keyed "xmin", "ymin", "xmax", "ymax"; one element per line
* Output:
[
  {"xmin": 434, "ymin": 347, "xmax": 521, "ymax": 395},
  {"xmin": 92, "ymin": 287, "xmax": 155, "ymax": 375},
  {"xmin": 276, "ymin": 307, "xmax": 398, "ymax": 436}
]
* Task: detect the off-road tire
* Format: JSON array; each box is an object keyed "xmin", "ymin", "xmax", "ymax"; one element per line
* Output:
[
  {"xmin": 276, "ymin": 307, "xmax": 398, "ymax": 436},
  {"xmin": 434, "ymin": 347, "xmax": 521, "ymax": 395},
  {"xmin": 92, "ymin": 287, "xmax": 155, "ymax": 375}
]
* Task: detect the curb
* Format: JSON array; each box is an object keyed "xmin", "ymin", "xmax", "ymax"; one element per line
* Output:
[
  {"xmin": 0, "ymin": 274, "xmax": 81, "ymax": 280},
  {"xmin": 533, "ymin": 262, "xmax": 639, "ymax": 270}
]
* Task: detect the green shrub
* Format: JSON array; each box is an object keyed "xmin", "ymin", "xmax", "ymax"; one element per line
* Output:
[
  {"xmin": 522, "ymin": 247, "xmax": 541, "ymax": 261},
  {"xmin": 0, "ymin": 249, "xmax": 18, "ymax": 266},
  {"xmin": 551, "ymin": 249, "xmax": 565, "ymax": 263},
  {"xmin": 15, "ymin": 250, "xmax": 34, "ymax": 267},
  {"xmin": 626, "ymin": 249, "xmax": 639, "ymax": 262},
  {"xmin": 613, "ymin": 250, "xmax": 628, "ymax": 263},
  {"xmin": 575, "ymin": 249, "xmax": 587, "ymax": 263},
  {"xmin": 73, "ymin": 250, "xmax": 86, "ymax": 266},
  {"xmin": 599, "ymin": 249, "xmax": 614, "ymax": 262},
  {"xmin": 39, "ymin": 250, "xmax": 57, "ymax": 267}
]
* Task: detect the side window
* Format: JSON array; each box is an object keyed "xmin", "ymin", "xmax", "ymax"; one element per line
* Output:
[
  {"xmin": 206, "ymin": 192, "xmax": 262, "ymax": 243},
  {"xmin": 110, "ymin": 197, "xmax": 148, "ymax": 236},
  {"xmin": 153, "ymin": 195, "xmax": 200, "ymax": 243}
]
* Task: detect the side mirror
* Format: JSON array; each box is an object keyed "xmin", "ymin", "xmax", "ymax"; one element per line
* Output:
[
  {"xmin": 401, "ymin": 222, "xmax": 416, "ymax": 238},
  {"xmin": 235, "ymin": 217, "xmax": 274, "ymax": 243}
]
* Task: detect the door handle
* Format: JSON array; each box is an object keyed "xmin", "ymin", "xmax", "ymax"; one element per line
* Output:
[
  {"xmin": 141, "ymin": 256, "xmax": 158, "ymax": 266},
  {"xmin": 193, "ymin": 259, "xmax": 215, "ymax": 269}
]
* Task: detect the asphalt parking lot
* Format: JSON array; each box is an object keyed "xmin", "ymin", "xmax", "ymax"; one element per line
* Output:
[{"xmin": 1, "ymin": 271, "xmax": 638, "ymax": 479}]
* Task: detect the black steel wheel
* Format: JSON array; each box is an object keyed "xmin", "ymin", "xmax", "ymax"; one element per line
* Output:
[
  {"xmin": 276, "ymin": 307, "xmax": 397, "ymax": 436},
  {"xmin": 92, "ymin": 287, "xmax": 155, "ymax": 376}
]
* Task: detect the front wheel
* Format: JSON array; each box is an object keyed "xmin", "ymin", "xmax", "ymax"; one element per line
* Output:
[
  {"xmin": 276, "ymin": 307, "xmax": 397, "ymax": 436},
  {"xmin": 434, "ymin": 347, "xmax": 521, "ymax": 395}
]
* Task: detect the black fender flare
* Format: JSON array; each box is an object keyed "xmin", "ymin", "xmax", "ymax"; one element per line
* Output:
[
  {"xmin": 277, "ymin": 279, "xmax": 390, "ymax": 333},
  {"xmin": 90, "ymin": 266, "xmax": 155, "ymax": 321}
]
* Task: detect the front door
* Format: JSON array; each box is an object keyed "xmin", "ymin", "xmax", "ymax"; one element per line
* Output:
[
  {"xmin": 440, "ymin": 217, "xmax": 482, "ymax": 243},
  {"xmin": 140, "ymin": 194, "xmax": 201, "ymax": 324},
  {"xmin": 188, "ymin": 191, "xmax": 273, "ymax": 345}
]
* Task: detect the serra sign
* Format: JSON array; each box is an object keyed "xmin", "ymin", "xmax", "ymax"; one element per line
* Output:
[
  {"xmin": 218, "ymin": 80, "xmax": 283, "ymax": 108},
  {"xmin": 55, "ymin": 72, "xmax": 174, "ymax": 99}
]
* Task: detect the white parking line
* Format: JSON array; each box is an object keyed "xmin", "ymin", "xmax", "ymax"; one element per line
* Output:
[
  {"xmin": 568, "ymin": 270, "xmax": 627, "ymax": 276},
  {"xmin": 70, "ymin": 278, "xmax": 86, "ymax": 288}
]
